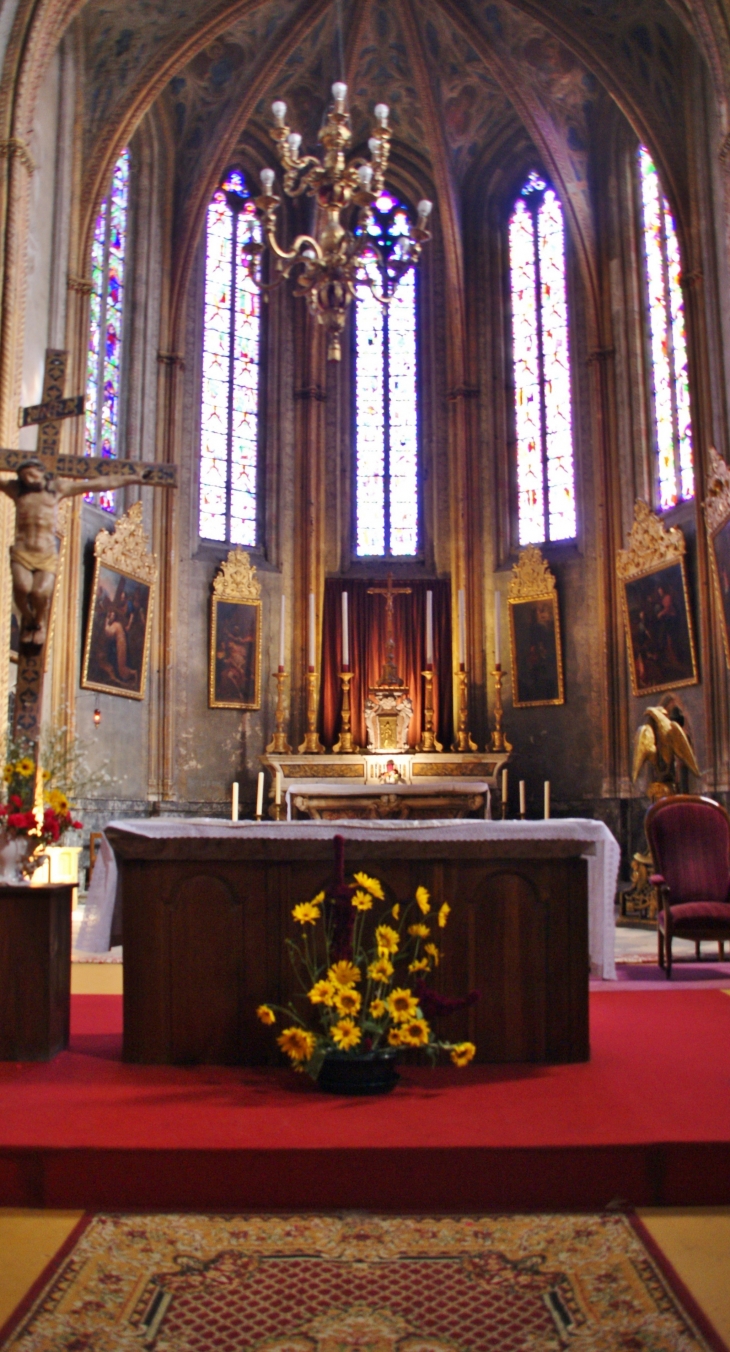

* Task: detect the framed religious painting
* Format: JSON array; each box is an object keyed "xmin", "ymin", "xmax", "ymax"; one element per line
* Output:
[
  {"xmin": 209, "ymin": 549, "xmax": 262, "ymax": 709},
  {"xmin": 508, "ymin": 545, "xmax": 565, "ymax": 707},
  {"xmin": 617, "ymin": 500, "xmax": 698, "ymax": 697},
  {"xmin": 704, "ymin": 447, "xmax": 730, "ymax": 670},
  {"xmin": 81, "ymin": 503, "xmax": 156, "ymax": 701}
]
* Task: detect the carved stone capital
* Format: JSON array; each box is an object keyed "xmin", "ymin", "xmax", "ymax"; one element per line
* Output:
[
  {"xmin": 0, "ymin": 138, "xmax": 35, "ymax": 174},
  {"xmin": 67, "ymin": 275, "xmax": 94, "ymax": 296},
  {"xmin": 157, "ymin": 351, "xmax": 185, "ymax": 368}
]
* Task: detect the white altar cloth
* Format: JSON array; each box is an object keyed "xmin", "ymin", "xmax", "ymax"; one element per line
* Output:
[
  {"xmin": 80, "ymin": 817, "xmax": 620, "ymax": 978},
  {"xmin": 283, "ymin": 779, "xmax": 492, "ymax": 819}
]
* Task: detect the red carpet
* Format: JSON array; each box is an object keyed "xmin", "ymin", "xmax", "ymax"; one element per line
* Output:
[{"xmin": 0, "ymin": 991, "xmax": 728, "ymax": 1211}]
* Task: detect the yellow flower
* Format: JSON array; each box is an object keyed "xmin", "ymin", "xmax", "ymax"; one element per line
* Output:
[
  {"xmin": 375, "ymin": 924, "xmax": 399, "ymax": 956},
  {"xmin": 311, "ymin": 891, "xmax": 326, "ymax": 906},
  {"xmin": 408, "ymin": 923, "xmax": 430, "ymax": 938},
  {"xmin": 2, "ymin": 764, "xmax": 14, "ymax": 784},
  {"xmin": 308, "ymin": 980, "xmax": 336, "ymax": 1006},
  {"xmin": 351, "ymin": 889, "xmax": 373, "ymax": 912},
  {"xmin": 42, "ymin": 769, "xmax": 51, "ymax": 782},
  {"xmin": 256, "ymin": 1004, "xmax": 276, "ymax": 1025},
  {"xmin": 48, "ymin": 789, "xmax": 69, "ymax": 814},
  {"xmin": 415, "ymin": 886, "xmax": 431, "ymax": 915},
  {"xmin": 391, "ymin": 903, "xmax": 400, "ymax": 920},
  {"xmin": 424, "ymin": 943, "xmax": 440, "ymax": 966},
  {"xmin": 450, "ymin": 1042, "xmax": 476, "ymax": 1068},
  {"xmin": 328, "ymin": 960, "xmax": 362, "ymax": 988},
  {"xmin": 387, "ymin": 1026, "xmax": 403, "ymax": 1046},
  {"xmin": 408, "ymin": 958, "xmax": 429, "ymax": 973},
  {"xmin": 438, "ymin": 902, "xmax": 451, "ymax": 929},
  {"xmin": 335, "ymin": 987, "xmax": 362, "ymax": 1016},
  {"xmin": 367, "ymin": 956, "xmax": 394, "ymax": 983},
  {"xmin": 400, "ymin": 1017, "xmax": 430, "ymax": 1047},
  {"xmin": 16, "ymin": 757, "xmax": 34, "ymax": 778},
  {"xmin": 387, "ymin": 987, "xmax": 419, "ymax": 1022},
  {"xmin": 369, "ymin": 998, "xmax": 386, "ymax": 1019},
  {"xmin": 292, "ymin": 901, "xmax": 321, "ymax": 926},
  {"xmin": 277, "ymin": 1027, "xmax": 317, "ymax": 1062},
  {"xmin": 353, "ymin": 871, "xmax": 385, "ymax": 900},
  {"xmin": 331, "ymin": 1018, "xmax": 362, "ymax": 1050}
]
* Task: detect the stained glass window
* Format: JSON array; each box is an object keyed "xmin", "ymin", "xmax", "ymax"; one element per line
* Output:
[
  {"xmin": 86, "ymin": 148, "xmax": 130, "ymax": 512},
  {"xmin": 355, "ymin": 193, "xmax": 419, "ymax": 557},
  {"xmin": 638, "ymin": 146, "xmax": 693, "ymax": 509},
  {"xmin": 199, "ymin": 169, "xmax": 262, "ymax": 545},
  {"xmin": 509, "ymin": 172, "xmax": 576, "ymax": 545}
]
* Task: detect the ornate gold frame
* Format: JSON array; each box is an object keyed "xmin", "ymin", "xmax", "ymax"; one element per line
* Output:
[
  {"xmin": 617, "ymin": 500, "xmax": 698, "ymax": 697},
  {"xmin": 507, "ymin": 545, "xmax": 565, "ymax": 707},
  {"xmin": 703, "ymin": 446, "xmax": 730, "ymax": 670},
  {"xmin": 81, "ymin": 502, "xmax": 158, "ymax": 701},
  {"xmin": 209, "ymin": 549, "xmax": 262, "ymax": 710}
]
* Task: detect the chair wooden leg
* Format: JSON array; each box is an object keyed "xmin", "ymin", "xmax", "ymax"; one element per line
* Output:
[
  {"xmin": 658, "ymin": 927, "xmax": 665, "ymax": 969},
  {"xmin": 666, "ymin": 932, "xmax": 672, "ymax": 979},
  {"xmin": 696, "ymin": 940, "xmax": 701, "ymax": 959},
  {"xmin": 719, "ymin": 940, "xmax": 725, "ymax": 959}
]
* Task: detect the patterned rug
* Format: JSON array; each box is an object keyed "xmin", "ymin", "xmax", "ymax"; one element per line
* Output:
[{"xmin": 2, "ymin": 1212, "xmax": 725, "ymax": 1352}]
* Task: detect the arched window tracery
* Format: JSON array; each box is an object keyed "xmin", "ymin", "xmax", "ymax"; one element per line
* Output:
[
  {"xmin": 637, "ymin": 145, "xmax": 693, "ymax": 510},
  {"xmin": 85, "ymin": 147, "xmax": 130, "ymax": 512},
  {"xmin": 199, "ymin": 168, "xmax": 262, "ymax": 546},
  {"xmin": 354, "ymin": 191, "xmax": 419, "ymax": 559},
  {"xmin": 508, "ymin": 171, "xmax": 576, "ymax": 546}
]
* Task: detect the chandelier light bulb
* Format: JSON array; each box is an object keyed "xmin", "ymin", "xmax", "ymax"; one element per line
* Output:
[
  {"xmin": 260, "ymin": 167, "xmax": 276, "ymax": 193},
  {"xmin": 374, "ymin": 103, "xmax": 389, "ymax": 125},
  {"xmin": 357, "ymin": 163, "xmax": 374, "ymax": 188},
  {"xmin": 93, "ymin": 706, "xmax": 101, "ymax": 726},
  {"xmin": 287, "ymin": 132, "xmax": 302, "ymax": 156},
  {"xmin": 368, "ymin": 137, "xmax": 380, "ymax": 158},
  {"xmin": 331, "ymin": 81, "xmax": 348, "ymax": 108},
  {"xmin": 271, "ymin": 100, "xmax": 287, "ymax": 125},
  {"xmin": 417, "ymin": 199, "xmax": 433, "ymax": 220}
]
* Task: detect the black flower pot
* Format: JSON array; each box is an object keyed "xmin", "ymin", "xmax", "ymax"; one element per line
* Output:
[{"xmin": 317, "ymin": 1048, "xmax": 400, "ymax": 1095}]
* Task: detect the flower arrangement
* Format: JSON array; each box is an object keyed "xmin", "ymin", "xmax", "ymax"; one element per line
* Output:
[
  {"xmin": 256, "ymin": 836, "xmax": 476, "ymax": 1082},
  {"xmin": 1, "ymin": 752, "xmax": 82, "ymax": 864}
]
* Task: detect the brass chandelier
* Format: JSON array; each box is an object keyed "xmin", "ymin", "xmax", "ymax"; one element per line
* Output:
[{"xmin": 244, "ymin": 82, "xmax": 432, "ymax": 360}]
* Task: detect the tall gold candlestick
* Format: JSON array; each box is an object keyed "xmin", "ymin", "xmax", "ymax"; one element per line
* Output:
[
  {"xmin": 418, "ymin": 668, "xmax": 442, "ymax": 752},
  {"xmin": 489, "ymin": 664, "xmax": 512, "ymax": 753},
  {"xmin": 299, "ymin": 668, "xmax": 325, "ymax": 753},
  {"xmin": 266, "ymin": 669, "xmax": 292, "ymax": 754},
  {"xmin": 333, "ymin": 672, "xmax": 359, "ymax": 753},
  {"xmin": 453, "ymin": 665, "xmax": 477, "ymax": 752}
]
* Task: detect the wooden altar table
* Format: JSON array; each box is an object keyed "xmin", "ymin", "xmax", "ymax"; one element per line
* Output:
[
  {"xmin": 0, "ymin": 883, "xmax": 73, "ymax": 1060},
  {"xmin": 105, "ymin": 819, "xmax": 619, "ymax": 1069}
]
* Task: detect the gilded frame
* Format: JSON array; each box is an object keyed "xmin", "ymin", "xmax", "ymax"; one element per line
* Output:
[
  {"xmin": 617, "ymin": 500, "xmax": 698, "ymax": 698},
  {"xmin": 703, "ymin": 447, "xmax": 730, "ymax": 671},
  {"xmin": 507, "ymin": 546, "xmax": 565, "ymax": 707},
  {"xmin": 208, "ymin": 549, "xmax": 263, "ymax": 710},
  {"xmin": 81, "ymin": 504, "xmax": 157, "ymax": 702}
]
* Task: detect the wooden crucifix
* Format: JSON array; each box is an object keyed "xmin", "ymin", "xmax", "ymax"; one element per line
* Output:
[
  {"xmin": 368, "ymin": 573, "xmax": 412, "ymax": 688},
  {"xmin": 0, "ymin": 348, "xmax": 177, "ymax": 745}
]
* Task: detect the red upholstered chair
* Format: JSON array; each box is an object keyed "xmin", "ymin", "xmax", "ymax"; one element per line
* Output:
[{"xmin": 645, "ymin": 794, "xmax": 730, "ymax": 978}]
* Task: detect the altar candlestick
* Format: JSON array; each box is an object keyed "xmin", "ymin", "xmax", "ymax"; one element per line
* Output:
[
  {"xmin": 458, "ymin": 589, "xmax": 466, "ymax": 667},
  {"xmin": 255, "ymin": 771, "xmax": 264, "ymax": 819},
  {"xmin": 278, "ymin": 595, "xmax": 286, "ymax": 670},
  {"xmin": 519, "ymin": 780, "xmax": 526, "ymax": 817},
  {"xmin": 494, "ymin": 591, "xmax": 501, "ymax": 667},
  {"xmin": 342, "ymin": 591, "xmax": 349, "ymax": 667},
  {"xmin": 308, "ymin": 592, "xmax": 316, "ymax": 670},
  {"xmin": 231, "ymin": 782, "xmax": 239, "ymax": 822},
  {"xmin": 544, "ymin": 780, "xmax": 551, "ymax": 819},
  {"xmin": 426, "ymin": 590, "xmax": 433, "ymax": 666}
]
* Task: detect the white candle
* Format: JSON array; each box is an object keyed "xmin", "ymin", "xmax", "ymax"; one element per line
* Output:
[
  {"xmin": 426, "ymin": 590, "xmax": 433, "ymax": 666},
  {"xmin": 278, "ymin": 594, "xmax": 286, "ymax": 670},
  {"xmin": 308, "ymin": 592, "xmax": 316, "ymax": 670},
  {"xmin": 275, "ymin": 768, "xmax": 282, "ymax": 806},
  {"xmin": 231, "ymin": 782, "xmax": 239, "ymax": 822},
  {"xmin": 544, "ymin": 780, "xmax": 551, "ymax": 819},
  {"xmin": 519, "ymin": 780, "xmax": 526, "ymax": 816},
  {"xmin": 342, "ymin": 591, "xmax": 349, "ymax": 668},
  {"xmin": 458, "ymin": 589, "xmax": 466, "ymax": 667},
  {"xmin": 501, "ymin": 766, "xmax": 508, "ymax": 803},
  {"xmin": 256, "ymin": 771, "xmax": 264, "ymax": 818},
  {"xmin": 494, "ymin": 591, "xmax": 501, "ymax": 667}
]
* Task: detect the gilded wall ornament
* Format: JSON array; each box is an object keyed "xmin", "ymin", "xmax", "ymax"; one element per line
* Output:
[
  {"xmin": 81, "ymin": 503, "xmax": 157, "ymax": 701},
  {"xmin": 703, "ymin": 446, "xmax": 730, "ymax": 670},
  {"xmin": 507, "ymin": 546, "xmax": 564, "ymax": 707},
  {"xmin": 616, "ymin": 499, "xmax": 686, "ymax": 579},
  {"xmin": 209, "ymin": 550, "xmax": 262, "ymax": 709},
  {"xmin": 211, "ymin": 548, "xmax": 261, "ymax": 601},
  {"xmin": 617, "ymin": 501, "xmax": 698, "ymax": 697}
]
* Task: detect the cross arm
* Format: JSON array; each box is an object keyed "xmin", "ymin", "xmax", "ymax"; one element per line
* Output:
[{"xmin": 0, "ymin": 449, "xmax": 177, "ymax": 487}]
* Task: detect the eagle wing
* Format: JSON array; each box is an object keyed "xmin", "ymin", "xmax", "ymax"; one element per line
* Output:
[
  {"xmin": 650, "ymin": 706, "xmax": 701, "ymax": 778},
  {"xmin": 632, "ymin": 721, "xmax": 657, "ymax": 781}
]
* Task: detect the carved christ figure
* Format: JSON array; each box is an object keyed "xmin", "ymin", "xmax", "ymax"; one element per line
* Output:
[{"xmin": 0, "ymin": 457, "xmax": 157, "ymax": 646}]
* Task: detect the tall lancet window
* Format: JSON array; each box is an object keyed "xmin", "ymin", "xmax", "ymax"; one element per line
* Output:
[
  {"xmin": 199, "ymin": 169, "xmax": 262, "ymax": 545},
  {"xmin": 86, "ymin": 147, "xmax": 130, "ymax": 512},
  {"xmin": 509, "ymin": 172, "xmax": 576, "ymax": 545},
  {"xmin": 637, "ymin": 145, "xmax": 693, "ymax": 509},
  {"xmin": 354, "ymin": 192, "xmax": 419, "ymax": 558}
]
